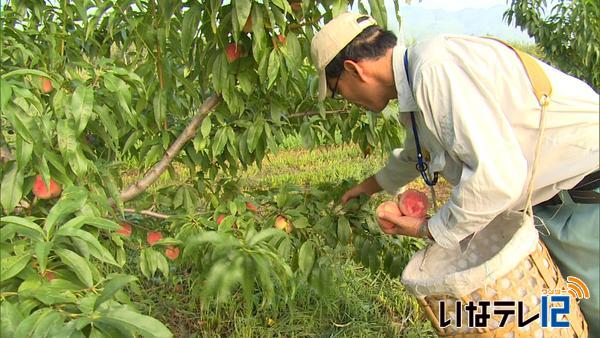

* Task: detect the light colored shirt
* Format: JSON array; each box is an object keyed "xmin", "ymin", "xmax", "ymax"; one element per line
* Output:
[{"xmin": 375, "ymin": 35, "xmax": 600, "ymax": 249}]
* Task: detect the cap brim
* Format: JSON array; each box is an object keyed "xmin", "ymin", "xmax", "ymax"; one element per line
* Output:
[{"xmin": 318, "ymin": 69, "xmax": 330, "ymax": 101}]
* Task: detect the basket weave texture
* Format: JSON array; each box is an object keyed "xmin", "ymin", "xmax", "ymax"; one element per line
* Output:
[{"xmin": 416, "ymin": 240, "xmax": 588, "ymax": 337}]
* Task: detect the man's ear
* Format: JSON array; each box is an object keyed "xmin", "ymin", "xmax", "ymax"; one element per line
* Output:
[{"xmin": 343, "ymin": 60, "xmax": 367, "ymax": 82}]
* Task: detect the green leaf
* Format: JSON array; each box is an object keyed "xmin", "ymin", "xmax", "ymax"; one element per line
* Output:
[
  {"xmin": 55, "ymin": 249, "xmax": 93, "ymax": 288},
  {"xmin": 35, "ymin": 241, "xmax": 53, "ymax": 272},
  {"xmin": 0, "ymin": 254, "xmax": 32, "ymax": 282},
  {"xmin": 267, "ymin": 50, "xmax": 281, "ymax": 89},
  {"xmin": 70, "ymin": 85, "xmax": 94, "ymax": 134},
  {"xmin": 0, "ymin": 162, "xmax": 24, "ymax": 213},
  {"xmin": 248, "ymin": 228, "xmax": 282, "ymax": 246},
  {"xmin": 13, "ymin": 308, "xmax": 51, "ymax": 338},
  {"xmin": 139, "ymin": 249, "xmax": 150, "ymax": 278},
  {"xmin": 253, "ymin": 255, "xmax": 275, "ymax": 305},
  {"xmin": 0, "ymin": 78, "xmax": 12, "ymax": 110},
  {"xmin": 4, "ymin": 103, "xmax": 35, "ymax": 142},
  {"xmin": 15, "ymin": 136, "xmax": 33, "ymax": 171},
  {"xmin": 332, "ymin": 0, "xmax": 347, "ymax": 18},
  {"xmin": 97, "ymin": 305, "xmax": 172, "ymax": 338},
  {"xmin": 122, "ymin": 130, "xmax": 140, "ymax": 154},
  {"xmin": 211, "ymin": 54, "xmax": 228, "ymax": 93},
  {"xmin": 298, "ymin": 241, "xmax": 315, "ymax": 277},
  {"xmin": 153, "ymin": 90, "xmax": 167, "ymax": 129},
  {"xmin": 0, "ymin": 216, "xmax": 44, "ymax": 241},
  {"xmin": 284, "ymin": 32, "xmax": 301, "ymax": 68},
  {"xmin": 1, "ymin": 68, "xmax": 51, "ymax": 79},
  {"xmin": 292, "ymin": 216, "xmax": 309, "ymax": 229},
  {"xmin": 388, "ymin": 256, "xmax": 404, "ymax": 278},
  {"xmin": 156, "ymin": 253, "xmax": 169, "ymax": 277},
  {"xmin": 234, "ymin": 0, "xmax": 252, "ymax": 31},
  {"xmin": 95, "ymin": 105, "xmax": 119, "ymax": 142},
  {"xmin": 56, "ymin": 119, "xmax": 88, "ymax": 177},
  {"xmin": 55, "ymin": 227, "xmax": 118, "ymax": 266},
  {"xmin": 60, "ymin": 216, "xmax": 121, "ymax": 232},
  {"xmin": 32, "ymin": 287, "xmax": 78, "ymax": 305},
  {"xmin": 337, "ymin": 216, "xmax": 351, "ymax": 245},
  {"xmin": 200, "ymin": 116, "xmax": 212, "ymax": 138},
  {"xmin": 181, "ymin": 3, "xmax": 202, "ymax": 54},
  {"xmin": 368, "ymin": 0, "xmax": 387, "ymax": 29},
  {"xmin": 248, "ymin": 123, "xmax": 263, "ymax": 153},
  {"xmin": 251, "ymin": 5, "xmax": 266, "ymax": 61},
  {"xmin": 144, "ymin": 248, "xmax": 158, "ymax": 277},
  {"xmin": 90, "ymin": 327, "xmax": 109, "ymax": 338},
  {"xmin": 44, "ymin": 187, "xmax": 88, "ymax": 237},
  {"xmin": 0, "ymin": 301, "xmax": 23, "ymax": 338},
  {"xmin": 94, "ymin": 275, "xmax": 138, "ymax": 309},
  {"xmin": 51, "ymin": 317, "xmax": 91, "ymax": 337},
  {"xmin": 271, "ymin": 0, "xmax": 292, "ymax": 13},
  {"xmin": 211, "ymin": 127, "xmax": 228, "ymax": 156}
]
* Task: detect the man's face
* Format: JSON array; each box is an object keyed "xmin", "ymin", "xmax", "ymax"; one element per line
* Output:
[{"xmin": 327, "ymin": 61, "xmax": 391, "ymax": 112}]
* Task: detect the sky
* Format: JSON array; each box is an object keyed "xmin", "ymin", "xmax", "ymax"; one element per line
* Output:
[
  {"xmin": 387, "ymin": 0, "xmax": 534, "ymax": 43},
  {"xmin": 399, "ymin": 0, "xmax": 509, "ymax": 11}
]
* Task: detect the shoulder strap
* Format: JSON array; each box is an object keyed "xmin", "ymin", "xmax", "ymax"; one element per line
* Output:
[{"xmin": 484, "ymin": 37, "xmax": 552, "ymax": 107}]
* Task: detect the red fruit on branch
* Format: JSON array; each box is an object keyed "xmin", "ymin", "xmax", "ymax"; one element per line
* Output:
[
  {"xmin": 40, "ymin": 77, "xmax": 53, "ymax": 93},
  {"xmin": 290, "ymin": 2, "xmax": 301, "ymax": 11},
  {"xmin": 274, "ymin": 215, "xmax": 292, "ymax": 234},
  {"xmin": 225, "ymin": 43, "xmax": 241, "ymax": 63},
  {"xmin": 117, "ymin": 222, "xmax": 132, "ymax": 237},
  {"xmin": 147, "ymin": 231, "xmax": 163, "ymax": 246},
  {"xmin": 245, "ymin": 202, "xmax": 258, "ymax": 213},
  {"xmin": 165, "ymin": 246, "xmax": 180, "ymax": 260},
  {"xmin": 43, "ymin": 270, "xmax": 56, "ymax": 281},
  {"xmin": 277, "ymin": 34, "xmax": 286, "ymax": 45},
  {"xmin": 376, "ymin": 201, "xmax": 403, "ymax": 230},
  {"xmin": 397, "ymin": 189, "xmax": 429, "ymax": 218},
  {"xmin": 216, "ymin": 214, "xmax": 225, "ymax": 225},
  {"xmin": 32, "ymin": 175, "xmax": 62, "ymax": 199}
]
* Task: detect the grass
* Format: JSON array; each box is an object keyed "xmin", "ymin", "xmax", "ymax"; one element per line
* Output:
[
  {"xmin": 124, "ymin": 134, "xmax": 451, "ymax": 337},
  {"xmin": 129, "ymin": 249, "xmax": 436, "ymax": 337},
  {"xmin": 240, "ymin": 143, "xmax": 386, "ymax": 190}
]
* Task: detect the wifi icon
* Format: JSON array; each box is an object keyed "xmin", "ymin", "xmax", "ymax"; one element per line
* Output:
[{"xmin": 566, "ymin": 276, "xmax": 590, "ymax": 300}]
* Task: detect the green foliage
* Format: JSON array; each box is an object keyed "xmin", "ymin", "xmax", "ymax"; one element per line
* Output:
[
  {"xmin": 0, "ymin": 0, "xmax": 405, "ymax": 215},
  {"xmin": 0, "ymin": 190, "xmax": 171, "ymax": 337},
  {"xmin": 169, "ymin": 181, "xmax": 427, "ymax": 314},
  {"xmin": 0, "ymin": 1, "xmax": 407, "ymax": 333},
  {"xmin": 505, "ymin": 0, "xmax": 600, "ymax": 90}
]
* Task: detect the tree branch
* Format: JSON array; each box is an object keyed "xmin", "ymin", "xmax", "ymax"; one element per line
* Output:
[
  {"xmin": 287, "ymin": 109, "xmax": 347, "ymax": 118},
  {"xmin": 123, "ymin": 208, "xmax": 171, "ymax": 220},
  {"xmin": 117, "ymin": 94, "xmax": 221, "ymax": 203}
]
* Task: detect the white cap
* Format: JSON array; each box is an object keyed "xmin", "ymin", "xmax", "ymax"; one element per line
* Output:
[{"xmin": 311, "ymin": 12, "xmax": 378, "ymax": 101}]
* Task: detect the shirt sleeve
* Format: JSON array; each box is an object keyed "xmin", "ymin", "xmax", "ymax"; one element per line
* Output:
[
  {"xmin": 414, "ymin": 61, "xmax": 529, "ymax": 249},
  {"xmin": 374, "ymin": 120, "xmax": 420, "ymax": 195}
]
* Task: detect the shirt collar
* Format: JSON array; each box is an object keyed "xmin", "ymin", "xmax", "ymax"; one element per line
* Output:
[{"xmin": 392, "ymin": 44, "xmax": 419, "ymax": 112}]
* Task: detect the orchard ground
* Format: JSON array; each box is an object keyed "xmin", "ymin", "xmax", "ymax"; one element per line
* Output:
[{"xmin": 120, "ymin": 134, "xmax": 452, "ymax": 337}]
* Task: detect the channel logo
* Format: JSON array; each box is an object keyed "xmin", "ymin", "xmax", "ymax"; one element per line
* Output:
[
  {"xmin": 438, "ymin": 276, "xmax": 590, "ymax": 329},
  {"xmin": 540, "ymin": 276, "xmax": 590, "ymax": 328},
  {"xmin": 566, "ymin": 276, "xmax": 590, "ymax": 300}
]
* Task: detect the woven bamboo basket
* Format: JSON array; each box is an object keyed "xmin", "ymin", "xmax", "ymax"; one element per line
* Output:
[{"xmin": 402, "ymin": 212, "xmax": 588, "ymax": 337}]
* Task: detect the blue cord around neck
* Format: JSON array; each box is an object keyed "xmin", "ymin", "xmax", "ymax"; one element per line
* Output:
[{"xmin": 403, "ymin": 49, "xmax": 438, "ymax": 187}]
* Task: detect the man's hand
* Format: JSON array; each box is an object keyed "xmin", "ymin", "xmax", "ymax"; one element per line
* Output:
[
  {"xmin": 341, "ymin": 175, "xmax": 383, "ymax": 204},
  {"xmin": 377, "ymin": 210, "xmax": 431, "ymax": 239}
]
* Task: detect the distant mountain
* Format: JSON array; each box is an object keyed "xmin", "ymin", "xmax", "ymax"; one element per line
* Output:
[{"xmin": 390, "ymin": 5, "xmax": 533, "ymax": 44}]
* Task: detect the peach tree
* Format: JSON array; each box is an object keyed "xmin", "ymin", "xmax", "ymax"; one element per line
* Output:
[
  {"xmin": 505, "ymin": 0, "xmax": 600, "ymax": 90},
  {"xmin": 0, "ymin": 0, "xmax": 414, "ymax": 336}
]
